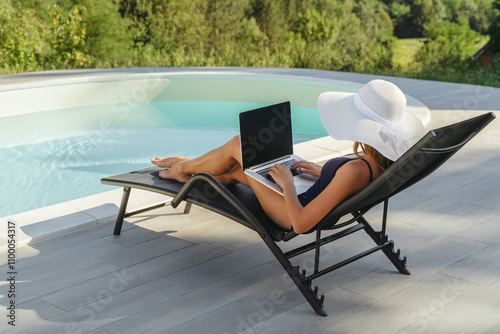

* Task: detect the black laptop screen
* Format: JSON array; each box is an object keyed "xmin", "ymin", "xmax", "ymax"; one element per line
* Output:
[{"xmin": 239, "ymin": 101, "xmax": 293, "ymax": 169}]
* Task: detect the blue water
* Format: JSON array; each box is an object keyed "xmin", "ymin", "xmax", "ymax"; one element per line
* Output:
[{"xmin": 0, "ymin": 101, "xmax": 328, "ymax": 217}]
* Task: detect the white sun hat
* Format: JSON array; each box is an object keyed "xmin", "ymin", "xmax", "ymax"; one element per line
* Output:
[{"xmin": 318, "ymin": 79, "xmax": 425, "ymax": 161}]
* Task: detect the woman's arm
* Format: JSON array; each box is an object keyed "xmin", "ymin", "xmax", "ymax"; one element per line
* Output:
[{"xmin": 271, "ymin": 160, "xmax": 371, "ymax": 234}]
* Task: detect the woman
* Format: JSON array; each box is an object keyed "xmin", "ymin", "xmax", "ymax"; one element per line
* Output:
[{"xmin": 151, "ymin": 80, "xmax": 425, "ymax": 234}]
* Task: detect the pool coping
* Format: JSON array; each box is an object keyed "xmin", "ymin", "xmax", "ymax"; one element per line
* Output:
[{"xmin": 2, "ymin": 67, "xmax": 498, "ymax": 110}]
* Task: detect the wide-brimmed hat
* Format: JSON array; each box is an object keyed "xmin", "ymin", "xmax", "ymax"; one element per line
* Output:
[{"xmin": 318, "ymin": 79, "xmax": 425, "ymax": 161}]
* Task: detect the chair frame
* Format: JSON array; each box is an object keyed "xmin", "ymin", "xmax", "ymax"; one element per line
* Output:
[{"xmin": 101, "ymin": 112, "xmax": 495, "ymax": 316}]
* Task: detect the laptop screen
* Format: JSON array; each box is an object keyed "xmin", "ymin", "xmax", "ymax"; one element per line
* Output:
[{"xmin": 239, "ymin": 101, "xmax": 293, "ymax": 170}]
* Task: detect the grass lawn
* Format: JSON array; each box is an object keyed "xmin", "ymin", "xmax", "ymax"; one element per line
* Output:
[
  {"xmin": 393, "ymin": 36, "xmax": 490, "ymax": 69},
  {"xmin": 393, "ymin": 38, "xmax": 425, "ymax": 69},
  {"xmin": 376, "ymin": 36, "xmax": 499, "ymax": 87}
]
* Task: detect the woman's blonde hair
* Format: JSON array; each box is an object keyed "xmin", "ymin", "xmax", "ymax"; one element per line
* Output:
[{"xmin": 353, "ymin": 142, "xmax": 391, "ymax": 171}]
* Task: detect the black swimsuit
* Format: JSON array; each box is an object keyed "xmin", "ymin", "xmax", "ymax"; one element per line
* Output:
[{"xmin": 297, "ymin": 157, "xmax": 374, "ymax": 206}]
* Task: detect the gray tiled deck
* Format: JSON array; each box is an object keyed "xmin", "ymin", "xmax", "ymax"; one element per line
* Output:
[{"xmin": 1, "ymin": 71, "xmax": 500, "ymax": 334}]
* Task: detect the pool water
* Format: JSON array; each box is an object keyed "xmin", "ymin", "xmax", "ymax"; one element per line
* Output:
[{"xmin": 0, "ymin": 101, "xmax": 328, "ymax": 217}]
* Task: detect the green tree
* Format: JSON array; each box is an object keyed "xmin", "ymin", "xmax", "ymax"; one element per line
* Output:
[
  {"xmin": 388, "ymin": 0, "xmax": 412, "ymax": 37},
  {"xmin": 284, "ymin": 0, "xmax": 395, "ymax": 71},
  {"xmin": 0, "ymin": 1, "xmax": 47, "ymax": 73},
  {"xmin": 79, "ymin": 0, "xmax": 132, "ymax": 66},
  {"xmin": 414, "ymin": 0, "xmax": 439, "ymax": 35},
  {"xmin": 2, "ymin": 0, "xmax": 496, "ymax": 84},
  {"xmin": 488, "ymin": 0, "xmax": 500, "ymax": 53},
  {"xmin": 248, "ymin": 0, "xmax": 287, "ymax": 46},
  {"xmin": 416, "ymin": 18, "xmax": 481, "ymax": 68},
  {"xmin": 440, "ymin": 0, "xmax": 494, "ymax": 32},
  {"xmin": 293, "ymin": 9, "xmax": 334, "ymax": 44},
  {"xmin": 45, "ymin": 4, "xmax": 89, "ymax": 68}
]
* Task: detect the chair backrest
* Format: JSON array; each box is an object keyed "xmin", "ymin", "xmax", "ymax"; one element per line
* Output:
[{"xmin": 320, "ymin": 112, "xmax": 496, "ymax": 227}]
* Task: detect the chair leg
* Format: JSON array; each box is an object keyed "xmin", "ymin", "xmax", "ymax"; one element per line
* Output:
[
  {"xmin": 260, "ymin": 236, "xmax": 327, "ymax": 316},
  {"xmin": 358, "ymin": 216, "xmax": 410, "ymax": 275},
  {"xmin": 183, "ymin": 202, "xmax": 192, "ymax": 214},
  {"xmin": 288, "ymin": 267, "xmax": 327, "ymax": 316},
  {"xmin": 114, "ymin": 187, "xmax": 131, "ymax": 236},
  {"xmin": 170, "ymin": 173, "xmax": 327, "ymax": 315}
]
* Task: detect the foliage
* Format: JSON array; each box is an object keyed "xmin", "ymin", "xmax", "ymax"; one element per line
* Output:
[
  {"xmin": 0, "ymin": 0, "xmax": 498, "ymax": 87},
  {"xmin": 45, "ymin": 4, "xmax": 89, "ymax": 68},
  {"xmin": 0, "ymin": 1, "xmax": 89, "ymax": 72},
  {"xmin": 79, "ymin": 0, "xmax": 132, "ymax": 66},
  {"xmin": 489, "ymin": 0, "xmax": 500, "ymax": 53},
  {"xmin": 441, "ymin": 0, "xmax": 493, "ymax": 32},
  {"xmin": 372, "ymin": 62, "xmax": 500, "ymax": 87},
  {"xmin": 415, "ymin": 19, "xmax": 481, "ymax": 69},
  {"xmin": 386, "ymin": 0, "xmax": 493, "ymax": 38},
  {"xmin": 0, "ymin": 2, "xmax": 47, "ymax": 72}
]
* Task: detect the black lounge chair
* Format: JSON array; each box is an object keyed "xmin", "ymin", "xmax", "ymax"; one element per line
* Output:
[{"xmin": 101, "ymin": 112, "xmax": 495, "ymax": 316}]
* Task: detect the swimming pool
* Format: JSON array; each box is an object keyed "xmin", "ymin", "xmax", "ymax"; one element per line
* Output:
[
  {"xmin": 0, "ymin": 100, "xmax": 327, "ymax": 217},
  {"xmin": 0, "ymin": 68, "xmax": 429, "ymax": 219}
]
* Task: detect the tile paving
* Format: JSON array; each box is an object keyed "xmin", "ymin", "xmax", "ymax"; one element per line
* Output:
[{"xmin": 1, "ymin": 71, "xmax": 499, "ymax": 333}]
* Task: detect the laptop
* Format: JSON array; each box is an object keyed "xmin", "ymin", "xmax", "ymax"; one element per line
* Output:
[{"xmin": 239, "ymin": 101, "xmax": 316, "ymax": 195}]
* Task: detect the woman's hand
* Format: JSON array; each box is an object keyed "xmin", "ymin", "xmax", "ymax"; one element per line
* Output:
[
  {"xmin": 268, "ymin": 164, "xmax": 294, "ymax": 190},
  {"xmin": 291, "ymin": 161, "xmax": 322, "ymax": 178}
]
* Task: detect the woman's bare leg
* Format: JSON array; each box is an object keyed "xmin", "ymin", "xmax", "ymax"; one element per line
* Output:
[
  {"xmin": 246, "ymin": 177, "xmax": 292, "ymax": 230},
  {"xmin": 158, "ymin": 136, "xmax": 241, "ymax": 182},
  {"xmin": 211, "ymin": 163, "xmax": 249, "ymax": 186},
  {"xmin": 151, "ymin": 156, "xmax": 190, "ymax": 168},
  {"xmin": 153, "ymin": 135, "xmax": 292, "ymax": 230},
  {"xmin": 211, "ymin": 163, "xmax": 292, "ymax": 230}
]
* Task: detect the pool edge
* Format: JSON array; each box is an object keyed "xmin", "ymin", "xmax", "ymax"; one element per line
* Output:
[
  {"xmin": 0, "ymin": 67, "xmax": 439, "ymax": 251},
  {"xmin": 0, "ymin": 137, "xmax": 354, "ymax": 251}
]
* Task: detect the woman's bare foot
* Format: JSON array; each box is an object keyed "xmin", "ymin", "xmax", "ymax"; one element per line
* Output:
[
  {"xmin": 151, "ymin": 156, "xmax": 190, "ymax": 168},
  {"xmin": 158, "ymin": 162, "xmax": 191, "ymax": 182}
]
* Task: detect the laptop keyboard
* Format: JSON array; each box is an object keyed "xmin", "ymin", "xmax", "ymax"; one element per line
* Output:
[{"xmin": 256, "ymin": 159, "xmax": 302, "ymax": 183}]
